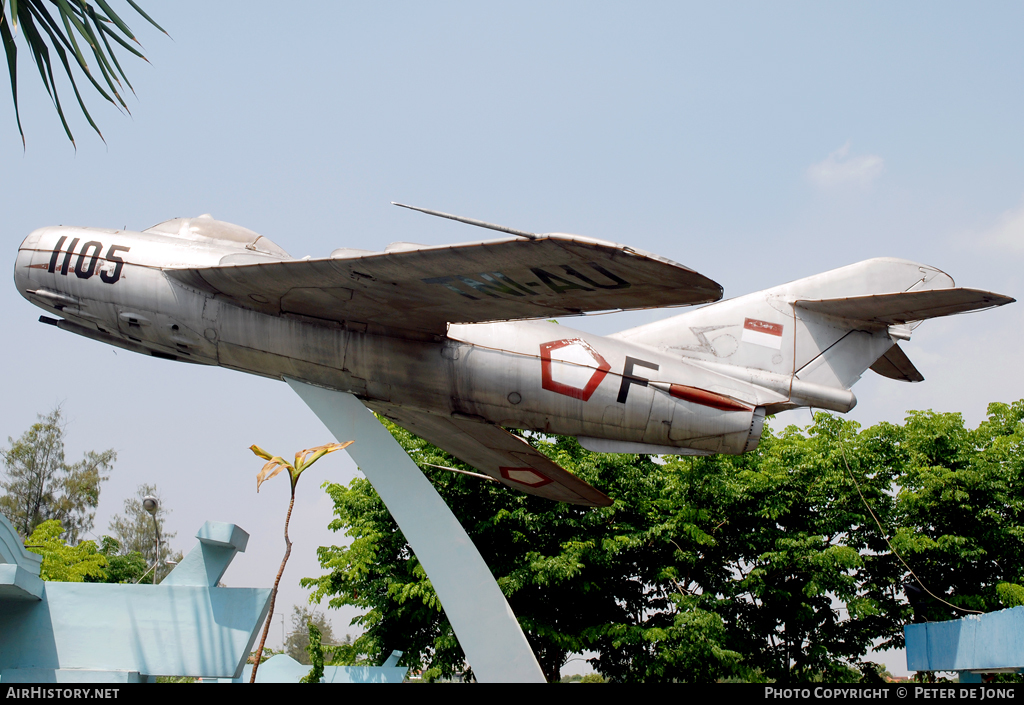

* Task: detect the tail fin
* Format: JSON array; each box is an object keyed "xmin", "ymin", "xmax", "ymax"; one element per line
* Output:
[{"xmin": 611, "ymin": 258, "xmax": 1013, "ymax": 410}]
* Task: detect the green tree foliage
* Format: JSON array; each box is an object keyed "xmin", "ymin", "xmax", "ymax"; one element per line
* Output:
[
  {"xmin": 0, "ymin": 1, "xmax": 164, "ymax": 145},
  {"xmin": 326, "ymin": 633, "xmax": 361, "ymax": 667},
  {"xmin": 89, "ymin": 535, "xmax": 147, "ymax": 584},
  {"xmin": 1, "ymin": 406, "xmax": 115, "ymax": 543},
  {"xmin": 285, "ymin": 605, "xmax": 336, "ymax": 665},
  {"xmin": 23, "ymin": 522, "xmax": 150, "ymax": 585},
  {"xmin": 304, "ymin": 420, "xmax": 742, "ymax": 683},
  {"xmin": 300, "ymin": 622, "xmax": 326, "ymax": 683},
  {"xmin": 651, "ymin": 413, "xmax": 906, "ymax": 682},
  {"xmin": 304, "ymin": 403, "xmax": 1024, "ymax": 682},
  {"xmin": 25, "ymin": 518, "xmax": 106, "ymax": 581},
  {"xmin": 890, "ymin": 402, "xmax": 1024, "ymax": 619},
  {"xmin": 107, "ymin": 483, "xmax": 180, "ymax": 583}
]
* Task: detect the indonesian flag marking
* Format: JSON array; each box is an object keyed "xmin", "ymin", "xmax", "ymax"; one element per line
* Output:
[{"xmin": 741, "ymin": 318, "xmax": 784, "ymax": 349}]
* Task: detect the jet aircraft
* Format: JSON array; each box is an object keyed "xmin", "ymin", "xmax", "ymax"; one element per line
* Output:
[{"xmin": 14, "ymin": 205, "xmax": 1014, "ymax": 507}]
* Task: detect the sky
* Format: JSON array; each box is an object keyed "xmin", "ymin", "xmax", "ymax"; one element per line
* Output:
[{"xmin": 1, "ymin": 2, "xmax": 1022, "ymax": 678}]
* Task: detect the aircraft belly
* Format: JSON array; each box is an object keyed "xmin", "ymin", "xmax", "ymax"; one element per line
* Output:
[
  {"xmin": 449, "ymin": 320, "xmax": 783, "ymax": 450},
  {"xmin": 668, "ymin": 402, "xmax": 754, "ymax": 440},
  {"xmin": 449, "ymin": 321, "xmax": 662, "ymax": 443},
  {"xmin": 642, "ymin": 392, "xmax": 675, "ymax": 446},
  {"xmin": 217, "ymin": 341, "xmax": 367, "ymax": 390},
  {"xmin": 210, "ymin": 304, "xmax": 454, "ymax": 410},
  {"xmin": 216, "ymin": 303, "xmax": 348, "ymax": 366},
  {"xmin": 345, "ymin": 332, "xmax": 454, "ymax": 407}
]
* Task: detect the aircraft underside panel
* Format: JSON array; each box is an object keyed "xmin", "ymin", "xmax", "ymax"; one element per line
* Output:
[{"xmin": 367, "ymin": 402, "xmax": 612, "ymax": 507}]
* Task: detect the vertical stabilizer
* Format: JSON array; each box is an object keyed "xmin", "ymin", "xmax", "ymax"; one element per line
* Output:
[{"xmin": 610, "ymin": 258, "xmax": 1012, "ymax": 410}]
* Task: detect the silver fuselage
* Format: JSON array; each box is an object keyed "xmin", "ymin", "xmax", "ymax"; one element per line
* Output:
[{"xmin": 15, "ymin": 225, "xmax": 779, "ymax": 455}]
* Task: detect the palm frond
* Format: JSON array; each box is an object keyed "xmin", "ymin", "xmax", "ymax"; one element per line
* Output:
[{"xmin": 1, "ymin": 0, "xmax": 164, "ymax": 145}]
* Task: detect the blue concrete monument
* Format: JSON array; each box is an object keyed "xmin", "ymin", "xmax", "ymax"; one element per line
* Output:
[
  {"xmin": 0, "ymin": 514, "xmax": 272, "ymax": 683},
  {"xmin": 905, "ymin": 607, "xmax": 1024, "ymax": 681},
  {"xmin": 219, "ymin": 652, "xmax": 407, "ymax": 683}
]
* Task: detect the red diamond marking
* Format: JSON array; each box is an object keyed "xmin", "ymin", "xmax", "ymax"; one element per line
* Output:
[
  {"xmin": 539, "ymin": 338, "xmax": 611, "ymax": 402},
  {"xmin": 500, "ymin": 466, "xmax": 553, "ymax": 488}
]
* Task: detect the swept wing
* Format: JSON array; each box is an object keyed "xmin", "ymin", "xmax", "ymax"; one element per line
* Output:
[
  {"xmin": 165, "ymin": 235, "xmax": 722, "ymax": 336},
  {"xmin": 369, "ymin": 402, "xmax": 612, "ymax": 507}
]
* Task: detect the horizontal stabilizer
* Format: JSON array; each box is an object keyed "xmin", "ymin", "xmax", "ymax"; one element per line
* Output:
[
  {"xmin": 796, "ymin": 288, "xmax": 1014, "ymax": 325},
  {"xmin": 369, "ymin": 403, "xmax": 611, "ymax": 507},
  {"xmin": 165, "ymin": 235, "xmax": 722, "ymax": 336},
  {"xmin": 869, "ymin": 343, "xmax": 925, "ymax": 382}
]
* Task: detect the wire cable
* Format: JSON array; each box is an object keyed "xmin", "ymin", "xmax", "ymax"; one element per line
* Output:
[{"xmin": 832, "ymin": 417, "xmax": 982, "ymax": 616}]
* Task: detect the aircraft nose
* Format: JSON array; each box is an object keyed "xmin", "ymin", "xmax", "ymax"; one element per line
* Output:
[
  {"xmin": 14, "ymin": 228, "xmax": 49, "ymax": 300},
  {"xmin": 20, "ymin": 228, "xmax": 43, "ymax": 250}
]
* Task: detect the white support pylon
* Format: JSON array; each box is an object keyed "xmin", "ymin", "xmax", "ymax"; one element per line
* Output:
[{"xmin": 288, "ymin": 379, "xmax": 546, "ymax": 683}]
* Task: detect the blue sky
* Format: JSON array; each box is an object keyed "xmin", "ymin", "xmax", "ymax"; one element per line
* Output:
[{"xmin": 2, "ymin": 2, "xmax": 1022, "ymax": 676}]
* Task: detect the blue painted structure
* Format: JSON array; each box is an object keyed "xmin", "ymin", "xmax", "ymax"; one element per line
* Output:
[
  {"xmin": 217, "ymin": 652, "xmax": 407, "ymax": 683},
  {"xmin": 0, "ymin": 514, "xmax": 272, "ymax": 683},
  {"xmin": 905, "ymin": 607, "xmax": 1024, "ymax": 679},
  {"xmin": 0, "ymin": 514, "xmax": 44, "ymax": 602}
]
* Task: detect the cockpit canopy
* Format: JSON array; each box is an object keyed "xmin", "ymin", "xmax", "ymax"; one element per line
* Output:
[{"xmin": 144, "ymin": 214, "xmax": 291, "ymax": 258}]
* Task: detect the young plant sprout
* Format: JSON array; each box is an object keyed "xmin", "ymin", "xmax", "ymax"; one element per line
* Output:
[{"xmin": 248, "ymin": 441, "xmax": 353, "ymax": 683}]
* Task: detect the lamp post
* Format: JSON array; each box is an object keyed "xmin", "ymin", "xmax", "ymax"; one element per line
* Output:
[{"xmin": 142, "ymin": 495, "xmax": 160, "ymax": 585}]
